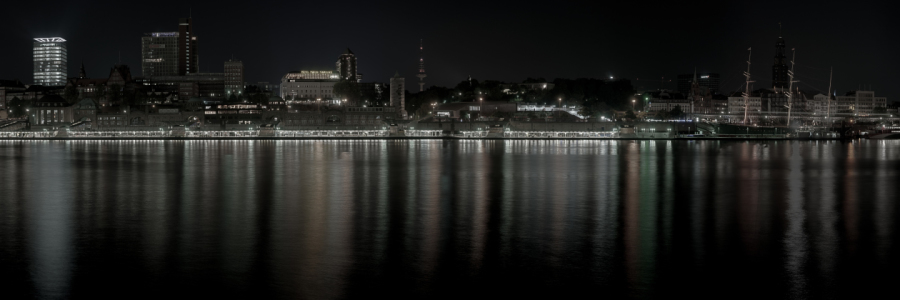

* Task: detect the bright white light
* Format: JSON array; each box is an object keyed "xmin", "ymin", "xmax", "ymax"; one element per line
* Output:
[{"xmin": 34, "ymin": 37, "xmax": 66, "ymax": 42}]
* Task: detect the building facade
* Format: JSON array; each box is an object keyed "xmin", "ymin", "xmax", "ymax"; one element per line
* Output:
[
  {"xmin": 144, "ymin": 73, "xmax": 225, "ymax": 100},
  {"xmin": 727, "ymin": 96, "xmax": 762, "ymax": 114},
  {"xmin": 141, "ymin": 32, "xmax": 179, "ymax": 76},
  {"xmin": 834, "ymin": 90, "xmax": 888, "ymax": 115},
  {"xmin": 336, "ymin": 49, "xmax": 358, "ymax": 82},
  {"xmin": 677, "ymin": 73, "xmax": 720, "ymax": 95},
  {"xmin": 32, "ymin": 95, "xmax": 74, "ymax": 126},
  {"xmin": 141, "ymin": 18, "xmax": 198, "ymax": 77},
  {"xmin": 178, "ymin": 18, "xmax": 199, "ymax": 75},
  {"xmin": 280, "ymin": 71, "xmax": 339, "ymax": 101},
  {"xmin": 0, "ymin": 80, "xmax": 27, "ymax": 111},
  {"xmin": 225, "ymin": 59, "xmax": 243, "ymax": 96},
  {"xmin": 33, "ymin": 37, "xmax": 68, "ymax": 86},
  {"xmin": 390, "ymin": 73, "xmax": 405, "ymax": 117}
]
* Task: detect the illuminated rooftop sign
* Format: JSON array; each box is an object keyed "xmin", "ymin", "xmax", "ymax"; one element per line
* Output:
[
  {"xmin": 150, "ymin": 32, "xmax": 178, "ymax": 37},
  {"xmin": 34, "ymin": 37, "xmax": 66, "ymax": 42},
  {"xmin": 700, "ymin": 75, "xmax": 709, "ymax": 79}
]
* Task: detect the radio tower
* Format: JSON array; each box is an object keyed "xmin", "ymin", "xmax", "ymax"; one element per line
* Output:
[{"xmin": 417, "ymin": 39, "xmax": 427, "ymax": 92}]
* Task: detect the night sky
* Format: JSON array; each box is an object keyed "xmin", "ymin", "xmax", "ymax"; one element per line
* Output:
[{"xmin": 1, "ymin": 0, "xmax": 896, "ymax": 100}]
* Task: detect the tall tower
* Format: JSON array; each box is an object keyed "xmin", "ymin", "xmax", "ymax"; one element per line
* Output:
[
  {"xmin": 33, "ymin": 37, "xmax": 67, "ymax": 86},
  {"xmin": 178, "ymin": 18, "xmax": 199, "ymax": 75},
  {"xmin": 416, "ymin": 39, "xmax": 427, "ymax": 92},
  {"xmin": 772, "ymin": 23, "xmax": 788, "ymax": 89},
  {"xmin": 336, "ymin": 49, "xmax": 357, "ymax": 82}
]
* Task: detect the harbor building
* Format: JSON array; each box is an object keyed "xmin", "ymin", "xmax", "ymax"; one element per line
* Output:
[
  {"xmin": 833, "ymin": 91, "xmax": 888, "ymax": 115},
  {"xmin": 31, "ymin": 95, "xmax": 74, "ymax": 126},
  {"xmin": 280, "ymin": 70, "xmax": 339, "ymax": 101}
]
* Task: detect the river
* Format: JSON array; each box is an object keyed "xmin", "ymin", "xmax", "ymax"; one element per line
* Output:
[{"xmin": 1, "ymin": 140, "xmax": 898, "ymax": 299}]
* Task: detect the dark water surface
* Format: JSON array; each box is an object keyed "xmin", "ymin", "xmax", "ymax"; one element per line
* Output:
[{"xmin": 1, "ymin": 140, "xmax": 899, "ymax": 299}]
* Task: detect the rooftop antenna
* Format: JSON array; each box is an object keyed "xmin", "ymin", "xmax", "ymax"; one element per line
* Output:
[
  {"xmin": 779, "ymin": 22, "xmax": 782, "ymax": 38},
  {"xmin": 785, "ymin": 48, "xmax": 798, "ymax": 127},
  {"xmin": 743, "ymin": 47, "xmax": 754, "ymax": 125}
]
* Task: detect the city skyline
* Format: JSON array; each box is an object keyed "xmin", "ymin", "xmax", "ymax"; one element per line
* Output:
[
  {"xmin": 2, "ymin": 2, "xmax": 899, "ymax": 298},
  {"xmin": 0, "ymin": 0, "xmax": 896, "ymax": 97}
]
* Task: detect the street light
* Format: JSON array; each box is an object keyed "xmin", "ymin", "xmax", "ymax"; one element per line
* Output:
[
  {"xmin": 632, "ymin": 99, "xmax": 635, "ymax": 111},
  {"xmin": 558, "ymin": 97, "xmax": 562, "ymax": 122}
]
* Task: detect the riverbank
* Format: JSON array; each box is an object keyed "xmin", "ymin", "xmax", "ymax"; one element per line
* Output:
[{"xmin": 0, "ymin": 136, "xmax": 853, "ymax": 141}]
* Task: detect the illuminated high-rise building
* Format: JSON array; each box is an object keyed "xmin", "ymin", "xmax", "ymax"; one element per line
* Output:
[
  {"xmin": 336, "ymin": 49, "xmax": 358, "ymax": 82},
  {"xmin": 141, "ymin": 18, "xmax": 199, "ymax": 77},
  {"xmin": 178, "ymin": 18, "xmax": 199, "ymax": 75},
  {"xmin": 141, "ymin": 32, "xmax": 178, "ymax": 76},
  {"xmin": 224, "ymin": 59, "xmax": 243, "ymax": 96},
  {"xmin": 33, "ymin": 37, "xmax": 67, "ymax": 86}
]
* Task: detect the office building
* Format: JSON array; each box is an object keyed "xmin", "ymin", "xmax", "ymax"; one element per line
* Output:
[
  {"xmin": 390, "ymin": 72, "xmax": 406, "ymax": 117},
  {"xmin": 141, "ymin": 32, "xmax": 178, "ymax": 76},
  {"xmin": 336, "ymin": 49, "xmax": 358, "ymax": 82},
  {"xmin": 677, "ymin": 73, "xmax": 720, "ymax": 95},
  {"xmin": 143, "ymin": 73, "xmax": 225, "ymax": 100},
  {"xmin": 225, "ymin": 59, "xmax": 243, "ymax": 96},
  {"xmin": 33, "ymin": 37, "xmax": 68, "ymax": 86},
  {"xmin": 178, "ymin": 18, "xmax": 199, "ymax": 75},
  {"xmin": 141, "ymin": 18, "xmax": 199, "ymax": 77}
]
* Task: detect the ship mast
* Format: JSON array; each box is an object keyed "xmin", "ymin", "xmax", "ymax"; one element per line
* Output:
[
  {"xmin": 785, "ymin": 48, "xmax": 797, "ymax": 127},
  {"xmin": 743, "ymin": 48, "xmax": 753, "ymax": 125}
]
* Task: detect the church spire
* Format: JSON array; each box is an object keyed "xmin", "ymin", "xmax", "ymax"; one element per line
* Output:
[
  {"xmin": 79, "ymin": 62, "xmax": 86, "ymax": 79},
  {"xmin": 772, "ymin": 23, "xmax": 788, "ymax": 89}
]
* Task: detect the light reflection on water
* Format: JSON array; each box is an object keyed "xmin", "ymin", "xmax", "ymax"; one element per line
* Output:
[{"xmin": 0, "ymin": 140, "xmax": 898, "ymax": 299}]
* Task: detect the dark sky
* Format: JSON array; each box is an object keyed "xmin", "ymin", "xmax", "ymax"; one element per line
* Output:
[{"xmin": 1, "ymin": 0, "xmax": 896, "ymax": 99}]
